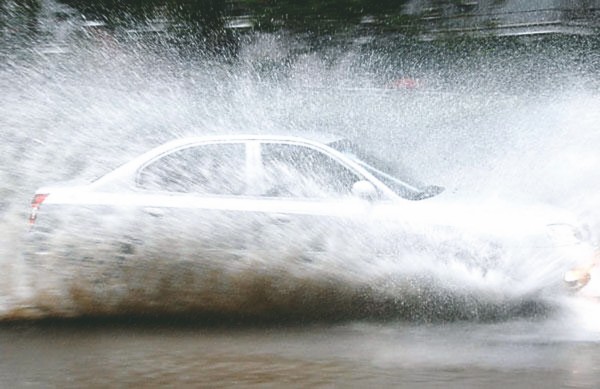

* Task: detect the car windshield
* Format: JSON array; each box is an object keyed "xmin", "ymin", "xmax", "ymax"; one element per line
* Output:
[{"xmin": 328, "ymin": 139, "xmax": 444, "ymax": 200}]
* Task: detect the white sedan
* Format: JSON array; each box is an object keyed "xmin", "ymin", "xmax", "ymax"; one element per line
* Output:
[{"xmin": 26, "ymin": 134, "xmax": 598, "ymax": 300}]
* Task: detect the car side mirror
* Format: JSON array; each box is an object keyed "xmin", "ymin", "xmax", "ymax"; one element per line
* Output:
[{"xmin": 351, "ymin": 180, "xmax": 378, "ymax": 201}]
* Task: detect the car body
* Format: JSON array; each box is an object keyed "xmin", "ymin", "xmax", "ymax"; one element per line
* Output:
[{"xmin": 25, "ymin": 134, "xmax": 599, "ymax": 303}]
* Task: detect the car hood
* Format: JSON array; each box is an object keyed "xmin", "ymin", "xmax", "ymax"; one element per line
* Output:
[{"xmin": 373, "ymin": 189, "xmax": 581, "ymax": 243}]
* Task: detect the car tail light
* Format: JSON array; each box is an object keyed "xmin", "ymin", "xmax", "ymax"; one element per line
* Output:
[{"xmin": 29, "ymin": 193, "xmax": 48, "ymax": 225}]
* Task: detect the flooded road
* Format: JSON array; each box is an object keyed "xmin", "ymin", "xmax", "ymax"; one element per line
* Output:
[
  {"xmin": 3, "ymin": 0, "xmax": 600, "ymax": 386},
  {"xmin": 3, "ymin": 315, "xmax": 600, "ymax": 387}
]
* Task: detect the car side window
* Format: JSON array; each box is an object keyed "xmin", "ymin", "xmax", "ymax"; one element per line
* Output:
[
  {"xmin": 137, "ymin": 143, "xmax": 246, "ymax": 195},
  {"xmin": 260, "ymin": 143, "xmax": 361, "ymax": 198}
]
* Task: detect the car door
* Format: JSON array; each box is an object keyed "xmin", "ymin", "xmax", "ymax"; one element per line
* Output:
[
  {"xmin": 131, "ymin": 141, "xmax": 252, "ymax": 266},
  {"xmin": 243, "ymin": 141, "xmax": 374, "ymax": 265}
]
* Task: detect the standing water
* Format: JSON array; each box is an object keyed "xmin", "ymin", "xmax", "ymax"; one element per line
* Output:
[{"xmin": 2, "ymin": 0, "xmax": 600, "ymax": 386}]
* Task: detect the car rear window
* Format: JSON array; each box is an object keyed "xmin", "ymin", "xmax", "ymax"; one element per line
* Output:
[{"xmin": 137, "ymin": 143, "xmax": 246, "ymax": 195}]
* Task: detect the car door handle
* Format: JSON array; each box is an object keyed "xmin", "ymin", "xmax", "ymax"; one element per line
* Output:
[
  {"xmin": 271, "ymin": 213, "xmax": 291, "ymax": 224},
  {"xmin": 144, "ymin": 207, "xmax": 165, "ymax": 217}
]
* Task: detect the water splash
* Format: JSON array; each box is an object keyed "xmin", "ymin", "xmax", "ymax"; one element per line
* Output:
[{"xmin": 1, "ymin": 3, "xmax": 600, "ymax": 323}]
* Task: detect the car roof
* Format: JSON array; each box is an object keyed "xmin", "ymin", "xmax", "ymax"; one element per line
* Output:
[{"xmin": 150, "ymin": 133, "xmax": 346, "ymax": 153}]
